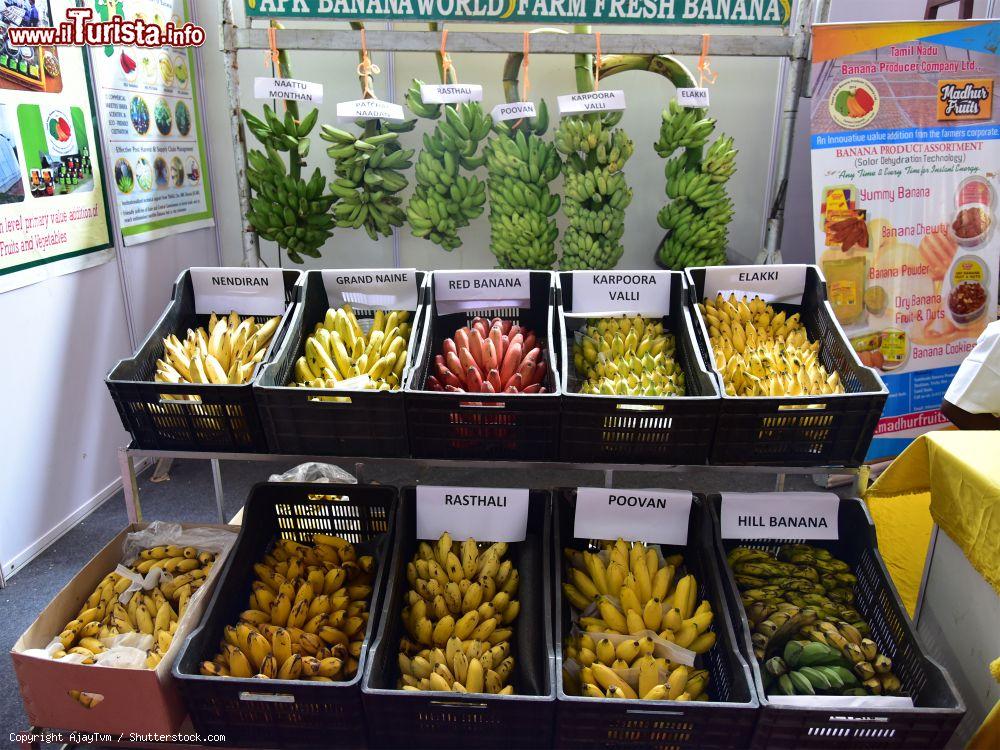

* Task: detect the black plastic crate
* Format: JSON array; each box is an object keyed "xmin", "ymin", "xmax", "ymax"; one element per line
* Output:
[
  {"xmin": 553, "ymin": 490, "xmax": 758, "ymax": 749},
  {"xmin": 172, "ymin": 482, "xmax": 396, "ymax": 748},
  {"xmin": 404, "ymin": 271, "xmax": 561, "ymax": 460},
  {"xmin": 557, "ymin": 272, "xmax": 720, "ymax": 464},
  {"xmin": 362, "ymin": 488, "xmax": 556, "ymax": 749},
  {"xmin": 707, "ymin": 494, "xmax": 964, "ymax": 749},
  {"xmin": 685, "ymin": 265, "xmax": 887, "ymax": 467},
  {"xmin": 106, "ymin": 268, "xmax": 299, "ymax": 452},
  {"xmin": 256, "ymin": 270, "xmax": 427, "ymax": 456}
]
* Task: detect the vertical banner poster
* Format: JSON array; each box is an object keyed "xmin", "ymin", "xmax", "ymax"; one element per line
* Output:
[
  {"xmin": 810, "ymin": 20, "xmax": 1000, "ymax": 460},
  {"xmin": 0, "ymin": 0, "xmax": 112, "ymax": 293},
  {"xmin": 90, "ymin": 0, "xmax": 213, "ymax": 245}
]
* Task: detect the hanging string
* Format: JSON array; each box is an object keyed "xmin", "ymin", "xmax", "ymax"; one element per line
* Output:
[
  {"xmin": 698, "ymin": 34, "xmax": 718, "ymax": 87},
  {"xmin": 593, "ymin": 31, "xmax": 602, "ymax": 91},
  {"xmin": 440, "ymin": 28, "xmax": 457, "ymax": 83},
  {"xmin": 356, "ymin": 27, "xmax": 381, "ymax": 99},
  {"xmin": 266, "ymin": 25, "xmax": 279, "ymax": 69},
  {"xmin": 521, "ymin": 30, "xmax": 531, "ymax": 102}
]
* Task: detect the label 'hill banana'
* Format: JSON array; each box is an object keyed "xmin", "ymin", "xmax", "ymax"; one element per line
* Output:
[
  {"xmin": 199, "ymin": 533, "xmax": 375, "ymax": 681},
  {"xmin": 655, "ymin": 100, "xmax": 736, "ymax": 269},
  {"xmin": 156, "ymin": 312, "xmax": 282, "ymax": 391},
  {"xmin": 572, "ymin": 316, "xmax": 685, "ymax": 397},
  {"xmin": 54, "ymin": 545, "xmax": 217, "ymax": 670},
  {"xmin": 292, "ymin": 305, "xmax": 411, "ymax": 393},
  {"xmin": 397, "ymin": 532, "xmax": 521, "ymax": 695},
  {"xmin": 561, "ymin": 539, "xmax": 717, "ymax": 701},
  {"xmin": 729, "ymin": 544, "xmax": 903, "ymax": 697},
  {"xmin": 555, "ymin": 112, "xmax": 634, "ymax": 270},
  {"xmin": 699, "ymin": 293, "xmax": 845, "ymax": 398}
]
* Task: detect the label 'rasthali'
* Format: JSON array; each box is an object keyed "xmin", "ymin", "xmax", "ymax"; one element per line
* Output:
[{"xmin": 416, "ymin": 486, "xmax": 530, "ymax": 542}]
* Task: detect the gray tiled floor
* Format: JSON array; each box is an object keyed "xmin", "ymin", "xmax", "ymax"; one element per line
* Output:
[{"xmin": 1, "ymin": 458, "xmax": 837, "ymax": 744}]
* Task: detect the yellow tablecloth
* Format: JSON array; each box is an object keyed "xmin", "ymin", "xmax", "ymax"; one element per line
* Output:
[{"xmin": 865, "ymin": 431, "xmax": 1000, "ymax": 615}]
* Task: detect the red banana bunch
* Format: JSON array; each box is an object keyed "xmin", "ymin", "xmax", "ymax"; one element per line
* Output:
[{"xmin": 426, "ymin": 316, "xmax": 548, "ymax": 394}]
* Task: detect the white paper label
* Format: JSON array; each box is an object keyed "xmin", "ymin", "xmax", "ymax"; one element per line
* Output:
[
  {"xmin": 420, "ymin": 83, "xmax": 483, "ymax": 104},
  {"xmin": 337, "ymin": 98, "xmax": 405, "ymax": 122},
  {"xmin": 701, "ymin": 265, "xmax": 808, "ymax": 305},
  {"xmin": 416, "ymin": 486, "xmax": 530, "ymax": 542},
  {"xmin": 190, "ymin": 268, "xmax": 286, "ymax": 316},
  {"xmin": 434, "ymin": 271, "xmax": 531, "ymax": 315},
  {"xmin": 677, "ymin": 88, "xmax": 710, "ymax": 108},
  {"xmin": 720, "ymin": 492, "xmax": 840, "ymax": 540},
  {"xmin": 254, "ymin": 77, "xmax": 324, "ymax": 104},
  {"xmin": 492, "ymin": 101, "xmax": 537, "ymax": 123},
  {"xmin": 569, "ymin": 271, "xmax": 672, "ymax": 317},
  {"xmin": 332, "ymin": 374, "xmax": 372, "ymax": 391},
  {"xmin": 574, "ymin": 488, "xmax": 692, "ymax": 545},
  {"xmin": 769, "ymin": 695, "xmax": 915, "ymax": 709},
  {"xmin": 558, "ymin": 90, "xmax": 626, "ymax": 115},
  {"xmin": 322, "ymin": 268, "xmax": 419, "ymax": 311}
]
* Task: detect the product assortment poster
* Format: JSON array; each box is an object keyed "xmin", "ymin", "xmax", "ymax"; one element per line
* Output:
[
  {"xmin": 90, "ymin": 0, "xmax": 213, "ymax": 245},
  {"xmin": 0, "ymin": 0, "xmax": 112, "ymax": 293},
  {"xmin": 810, "ymin": 20, "xmax": 1000, "ymax": 461}
]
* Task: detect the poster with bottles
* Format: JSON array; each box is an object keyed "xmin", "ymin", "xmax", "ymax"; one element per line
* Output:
[
  {"xmin": 810, "ymin": 20, "xmax": 1000, "ymax": 461},
  {"xmin": 0, "ymin": 0, "xmax": 112, "ymax": 294},
  {"xmin": 90, "ymin": 0, "xmax": 213, "ymax": 246}
]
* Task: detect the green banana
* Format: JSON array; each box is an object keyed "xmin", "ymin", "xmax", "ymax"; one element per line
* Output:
[
  {"xmin": 405, "ymin": 81, "xmax": 492, "ymax": 251},
  {"xmin": 555, "ymin": 113, "xmax": 633, "ymax": 270},
  {"xmin": 319, "ymin": 118, "xmax": 416, "ymax": 241},
  {"xmin": 655, "ymin": 99, "xmax": 737, "ymax": 270}
]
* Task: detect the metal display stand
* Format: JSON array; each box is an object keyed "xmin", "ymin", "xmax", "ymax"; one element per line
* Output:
[
  {"xmin": 219, "ymin": 0, "xmax": 830, "ymax": 268},
  {"xmin": 117, "ymin": 444, "xmax": 865, "ymax": 525}
]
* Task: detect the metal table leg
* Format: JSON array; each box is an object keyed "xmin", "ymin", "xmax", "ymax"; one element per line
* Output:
[
  {"xmin": 774, "ymin": 473, "xmax": 786, "ymax": 492},
  {"xmin": 118, "ymin": 446, "xmax": 142, "ymax": 523},
  {"xmin": 211, "ymin": 459, "xmax": 225, "ymax": 523}
]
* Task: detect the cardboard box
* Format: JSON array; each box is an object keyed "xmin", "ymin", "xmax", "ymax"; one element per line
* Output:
[{"xmin": 12, "ymin": 523, "xmax": 237, "ymax": 735}]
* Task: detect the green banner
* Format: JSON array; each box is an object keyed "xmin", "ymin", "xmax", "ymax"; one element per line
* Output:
[{"xmin": 245, "ymin": 0, "xmax": 790, "ymax": 26}]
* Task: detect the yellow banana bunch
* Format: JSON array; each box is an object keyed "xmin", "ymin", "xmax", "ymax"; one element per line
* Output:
[
  {"xmin": 699, "ymin": 294, "xmax": 845, "ymax": 398},
  {"xmin": 156, "ymin": 311, "xmax": 282, "ymax": 390},
  {"xmin": 573, "ymin": 316, "xmax": 684, "ymax": 397},
  {"xmin": 200, "ymin": 533, "xmax": 375, "ymax": 681},
  {"xmin": 397, "ymin": 533, "xmax": 520, "ymax": 695},
  {"xmin": 54, "ymin": 546, "xmax": 217, "ymax": 668},
  {"xmin": 292, "ymin": 305, "xmax": 411, "ymax": 395},
  {"xmin": 561, "ymin": 539, "xmax": 717, "ymax": 701}
]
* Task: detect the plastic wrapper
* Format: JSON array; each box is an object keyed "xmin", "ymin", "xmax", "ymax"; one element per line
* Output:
[
  {"xmin": 268, "ymin": 461, "xmax": 357, "ymax": 484},
  {"xmin": 26, "ymin": 521, "xmax": 237, "ymax": 670}
]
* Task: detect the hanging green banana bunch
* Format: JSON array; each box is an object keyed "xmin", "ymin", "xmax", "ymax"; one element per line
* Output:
[
  {"xmin": 486, "ymin": 107, "xmax": 562, "ymax": 269},
  {"xmin": 555, "ymin": 111, "xmax": 634, "ymax": 270},
  {"xmin": 320, "ymin": 118, "xmax": 417, "ymax": 241},
  {"xmin": 240, "ymin": 28, "xmax": 335, "ymax": 264},
  {"xmin": 404, "ymin": 79, "xmax": 492, "ymax": 251},
  {"xmin": 655, "ymin": 100, "xmax": 737, "ymax": 269}
]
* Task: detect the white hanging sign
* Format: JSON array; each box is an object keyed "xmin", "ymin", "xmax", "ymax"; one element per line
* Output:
[
  {"xmin": 558, "ymin": 90, "xmax": 626, "ymax": 115},
  {"xmin": 434, "ymin": 271, "xmax": 532, "ymax": 315},
  {"xmin": 255, "ymin": 77, "xmax": 324, "ymax": 104},
  {"xmin": 769, "ymin": 695, "xmax": 915, "ymax": 708},
  {"xmin": 337, "ymin": 98, "xmax": 406, "ymax": 122},
  {"xmin": 189, "ymin": 267, "xmax": 286, "ymax": 316},
  {"xmin": 720, "ymin": 492, "xmax": 840, "ymax": 540},
  {"xmin": 569, "ymin": 271, "xmax": 672, "ymax": 317},
  {"xmin": 492, "ymin": 101, "xmax": 537, "ymax": 123},
  {"xmin": 574, "ymin": 488, "xmax": 692, "ymax": 545},
  {"xmin": 676, "ymin": 88, "xmax": 710, "ymax": 108},
  {"xmin": 420, "ymin": 83, "xmax": 483, "ymax": 104},
  {"xmin": 701, "ymin": 265, "xmax": 809, "ymax": 306},
  {"xmin": 416, "ymin": 486, "xmax": 530, "ymax": 542},
  {"xmin": 322, "ymin": 268, "xmax": 419, "ymax": 311}
]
